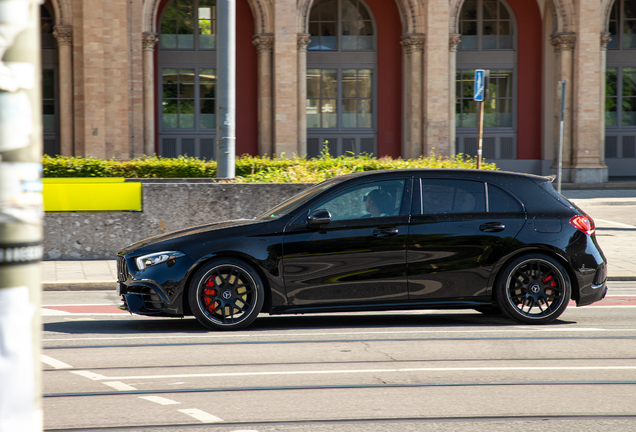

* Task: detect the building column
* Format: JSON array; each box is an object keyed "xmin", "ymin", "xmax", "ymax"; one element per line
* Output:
[
  {"xmin": 297, "ymin": 34, "xmax": 311, "ymax": 158},
  {"xmin": 423, "ymin": 0, "xmax": 451, "ymax": 157},
  {"xmin": 142, "ymin": 32, "xmax": 158, "ymax": 156},
  {"xmin": 252, "ymin": 34, "xmax": 274, "ymax": 156},
  {"xmin": 52, "ymin": 25, "xmax": 73, "ymax": 156},
  {"xmin": 550, "ymin": 32, "xmax": 575, "ymax": 180},
  {"xmin": 272, "ymin": 0, "xmax": 298, "ymax": 157},
  {"xmin": 570, "ymin": 0, "xmax": 608, "ymax": 183},
  {"xmin": 600, "ymin": 32, "xmax": 612, "ymax": 169},
  {"xmin": 449, "ymin": 34, "xmax": 461, "ymax": 157},
  {"xmin": 401, "ymin": 34, "xmax": 425, "ymax": 160}
]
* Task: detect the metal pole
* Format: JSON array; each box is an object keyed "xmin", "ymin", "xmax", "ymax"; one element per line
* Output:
[
  {"xmin": 557, "ymin": 80, "xmax": 567, "ymax": 194},
  {"xmin": 477, "ymin": 100, "xmax": 484, "ymax": 169},
  {"xmin": 216, "ymin": 0, "xmax": 236, "ymax": 179},
  {"xmin": 0, "ymin": 0, "xmax": 44, "ymax": 430}
]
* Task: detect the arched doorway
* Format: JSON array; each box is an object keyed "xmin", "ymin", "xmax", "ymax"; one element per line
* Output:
[
  {"xmin": 156, "ymin": 0, "xmax": 257, "ymax": 158},
  {"xmin": 455, "ymin": 0, "xmax": 541, "ymax": 170},
  {"xmin": 305, "ymin": 0, "xmax": 401, "ymax": 158}
]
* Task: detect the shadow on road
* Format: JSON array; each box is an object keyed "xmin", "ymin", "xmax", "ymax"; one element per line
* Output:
[{"xmin": 43, "ymin": 311, "xmax": 576, "ymax": 335}]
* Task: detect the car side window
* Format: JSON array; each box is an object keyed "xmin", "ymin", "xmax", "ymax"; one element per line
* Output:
[
  {"xmin": 487, "ymin": 184, "xmax": 523, "ymax": 212},
  {"xmin": 312, "ymin": 180, "xmax": 406, "ymax": 221},
  {"xmin": 419, "ymin": 179, "xmax": 486, "ymax": 214}
]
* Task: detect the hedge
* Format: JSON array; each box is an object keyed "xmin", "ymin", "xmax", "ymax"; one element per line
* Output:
[{"xmin": 43, "ymin": 152, "xmax": 498, "ymax": 183}]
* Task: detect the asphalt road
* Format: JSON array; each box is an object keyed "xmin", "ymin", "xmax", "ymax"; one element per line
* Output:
[{"xmin": 42, "ymin": 284, "xmax": 636, "ymax": 432}]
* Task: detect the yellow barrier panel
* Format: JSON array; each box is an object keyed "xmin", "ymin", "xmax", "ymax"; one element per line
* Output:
[{"xmin": 43, "ymin": 178, "xmax": 142, "ymax": 211}]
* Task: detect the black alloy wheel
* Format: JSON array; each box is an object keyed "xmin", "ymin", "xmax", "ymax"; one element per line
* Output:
[
  {"xmin": 189, "ymin": 258, "xmax": 264, "ymax": 330},
  {"xmin": 496, "ymin": 253, "xmax": 571, "ymax": 324}
]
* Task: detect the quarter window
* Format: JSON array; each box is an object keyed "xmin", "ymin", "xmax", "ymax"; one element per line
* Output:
[{"xmin": 487, "ymin": 184, "xmax": 522, "ymax": 212}]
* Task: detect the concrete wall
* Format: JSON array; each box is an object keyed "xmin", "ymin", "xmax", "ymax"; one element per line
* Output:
[{"xmin": 43, "ymin": 181, "xmax": 312, "ymax": 260}]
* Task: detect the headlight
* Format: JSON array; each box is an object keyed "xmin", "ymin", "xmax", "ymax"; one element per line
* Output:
[{"xmin": 135, "ymin": 251, "xmax": 185, "ymax": 270}]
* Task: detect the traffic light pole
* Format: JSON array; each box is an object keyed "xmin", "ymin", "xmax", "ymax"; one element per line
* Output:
[{"xmin": 0, "ymin": 0, "xmax": 44, "ymax": 430}]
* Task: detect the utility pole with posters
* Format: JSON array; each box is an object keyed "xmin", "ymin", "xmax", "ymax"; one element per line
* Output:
[
  {"xmin": 0, "ymin": 0, "xmax": 44, "ymax": 430},
  {"xmin": 473, "ymin": 69, "xmax": 489, "ymax": 169}
]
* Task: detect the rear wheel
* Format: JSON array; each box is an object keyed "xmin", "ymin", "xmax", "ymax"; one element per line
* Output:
[
  {"xmin": 496, "ymin": 254, "xmax": 571, "ymax": 324},
  {"xmin": 189, "ymin": 258, "xmax": 264, "ymax": 331}
]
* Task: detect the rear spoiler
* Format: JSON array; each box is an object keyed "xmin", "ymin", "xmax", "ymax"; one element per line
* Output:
[{"xmin": 544, "ymin": 174, "xmax": 556, "ymax": 183}]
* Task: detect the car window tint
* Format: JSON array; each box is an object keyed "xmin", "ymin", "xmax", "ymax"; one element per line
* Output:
[
  {"xmin": 420, "ymin": 179, "xmax": 485, "ymax": 214},
  {"xmin": 487, "ymin": 184, "xmax": 523, "ymax": 212},
  {"xmin": 256, "ymin": 180, "xmax": 340, "ymax": 219},
  {"xmin": 313, "ymin": 180, "xmax": 405, "ymax": 221}
]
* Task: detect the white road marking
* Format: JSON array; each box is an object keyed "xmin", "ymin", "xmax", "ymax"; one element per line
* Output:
[
  {"xmin": 104, "ymin": 381, "xmax": 138, "ymax": 391},
  {"xmin": 41, "ymin": 355, "xmax": 72, "ymax": 369},
  {"xmin": 72, "ymin": 370, "xmax": 108, "ymax": 380},
  {"xmin": 80, "ymin": 365, "xmax": 636, "ymax": 381},
  {"xmin": 42, "ymin": 326, "xmax": 636, "ymax": 343},
  {"xmin": 178, "ymin": 408, "xmax": 223, "ymax": 423},
  {"xmin": 595, "ymin": 219, "xmax": 636, "ymax": 229},
  {"xmin": 139, "ymin": 396, "xmax": 181, "ymax": 405}
]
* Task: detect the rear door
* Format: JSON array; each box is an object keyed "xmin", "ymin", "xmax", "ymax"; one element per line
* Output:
[{"xmin": 407, "ymin": 178, "xmax": 525, "ymax": 301}]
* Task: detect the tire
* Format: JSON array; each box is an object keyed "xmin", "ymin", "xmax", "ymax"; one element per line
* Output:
[
  {"xmin": 188, "ymin": 258, "xmax": 264, "ymax": 331},
  {"xmin": 496, "ymin": 253, "xmax": 571, "ymax": 325}
]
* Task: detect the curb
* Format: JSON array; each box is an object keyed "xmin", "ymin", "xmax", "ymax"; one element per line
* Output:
[{"xmin": 43, "ymin": 281, "xmax": 117, "ymax": 291}]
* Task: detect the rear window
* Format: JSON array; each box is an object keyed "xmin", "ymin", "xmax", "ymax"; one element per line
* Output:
[{"xmin": 419, "ymin": 179, "xmax": 486, "ymax": 214}]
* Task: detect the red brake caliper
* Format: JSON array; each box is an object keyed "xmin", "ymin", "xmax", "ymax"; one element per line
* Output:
[
  {"xmin": 542, "ymin": 275, "xmax": 556, "ymax": 295},
  {"xmin": 203, "ymin": 277, "xmax": 216, "ymax": 312}
]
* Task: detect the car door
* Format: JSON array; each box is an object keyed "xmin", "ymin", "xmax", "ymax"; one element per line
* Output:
[
  {"xmin": 282, "ymin": 178, "xmax": 411, "ymax": 307},
  {"xmin": 407, "ymin": 178, "xmax": 526, "ymax": 301}
]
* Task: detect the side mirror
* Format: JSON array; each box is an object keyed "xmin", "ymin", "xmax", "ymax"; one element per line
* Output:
[{"xmin": 307, "ymin": 209, "xmax": 331, "ymax": 227}]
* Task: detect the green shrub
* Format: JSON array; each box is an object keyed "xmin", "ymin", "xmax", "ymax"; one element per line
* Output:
[{"xmin": 43, "ymin": 152, "xmax": 498, "ymax": 182}]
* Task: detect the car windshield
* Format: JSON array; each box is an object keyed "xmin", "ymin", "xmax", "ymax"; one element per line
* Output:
[{"xmin": 255, "ymin": 179, "xmax": 342, "ymax": 220}]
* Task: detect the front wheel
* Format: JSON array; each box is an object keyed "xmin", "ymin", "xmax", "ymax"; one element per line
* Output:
[
  {"xmin": 496, "ymin": 254, "xmax": 571, "ymax": 325},
  {"xmin": 189, "ymin": 258, "xmax": 264, "ymax": 331}
]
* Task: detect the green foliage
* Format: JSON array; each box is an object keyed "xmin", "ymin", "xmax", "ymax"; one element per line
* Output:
[{"xmin": 43, "ymin": 152, "xmax": 498, "ymax": 182}]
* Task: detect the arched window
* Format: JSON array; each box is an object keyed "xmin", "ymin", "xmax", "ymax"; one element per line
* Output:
[
  {"xmin": 306, "ymin": 0, "xmax": 377, "ymax": 157},
  {"xmin": 455, "ymin": 0, "xmax": 517, "ymax": 162},
  {"xmin": 605, "ymin": 0, "xmax": 636, "ymax": 168},
  {"xmin": 41, "ymin": 3, "xmax": 58, "ymax": 156},
  {"xmin": 158, "ymin": 0, "xmax": 217, "ymax": 158}
]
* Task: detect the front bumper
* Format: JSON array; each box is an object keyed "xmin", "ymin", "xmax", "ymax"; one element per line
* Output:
[{"xmin": 116, "ymin": 253, "xmax": 195, "ymax": 316}]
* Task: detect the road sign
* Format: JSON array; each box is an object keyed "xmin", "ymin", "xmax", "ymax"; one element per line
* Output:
[{"xmin": 474, "ymin": 69, "xmax": 488, "ymax": 102}]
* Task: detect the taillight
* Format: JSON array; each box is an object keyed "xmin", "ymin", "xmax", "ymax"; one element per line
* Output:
[{"xmin": 570, "ymin": 215, "xmax": 595, "ymax": 235}]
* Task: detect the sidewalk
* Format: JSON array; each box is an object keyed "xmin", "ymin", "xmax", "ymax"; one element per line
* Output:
[{"xmin": 40, "ymin": 187, "xmax": 636, "ymax": 290}]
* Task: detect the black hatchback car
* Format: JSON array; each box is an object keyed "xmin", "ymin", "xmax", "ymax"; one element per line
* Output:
[{"xmin": 117, "ymin": 169, "xmax": 607, "ymax": 330}]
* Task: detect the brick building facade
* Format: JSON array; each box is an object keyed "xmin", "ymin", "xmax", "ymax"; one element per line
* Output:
[{"xmin": 41, "ymin": 0, "xmax": 636, "ymax": 182}]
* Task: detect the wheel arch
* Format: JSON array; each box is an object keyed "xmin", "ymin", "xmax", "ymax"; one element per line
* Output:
[
  {"xmin": 489, "ymin": 246, "xmax": 580, "ymax": 305},
  {"xmin": 182, "ymin": 252, "xmax": 274, "ymax": 317}
]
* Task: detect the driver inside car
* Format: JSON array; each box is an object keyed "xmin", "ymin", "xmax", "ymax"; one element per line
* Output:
[{"xmin": 364, "ymin": 189, "xmax": 393, "ymax": 217}]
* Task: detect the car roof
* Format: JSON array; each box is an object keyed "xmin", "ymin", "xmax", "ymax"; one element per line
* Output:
[{"xmin": 323, "ymin": 169, "xmax": 552, "ymax": 184}]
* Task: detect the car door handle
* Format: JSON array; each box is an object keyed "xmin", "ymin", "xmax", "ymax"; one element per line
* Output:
[
  {"xmin": 372, "ymin": 227, "xmax": 399, "ymax": 237},
  {"xmin": 479, "ymin": 222, "xmax": 506, "ymax": 232}
]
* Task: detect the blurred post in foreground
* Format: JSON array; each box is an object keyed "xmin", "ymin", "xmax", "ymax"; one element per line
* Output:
[{"xmin": 0, "ymin": 0, "xmax": 44, "ymax": 430}]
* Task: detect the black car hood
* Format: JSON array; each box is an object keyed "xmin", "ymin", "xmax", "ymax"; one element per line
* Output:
[{"xmin": 119, "ymin": 219, "xmax": 264, "ymax": 254}]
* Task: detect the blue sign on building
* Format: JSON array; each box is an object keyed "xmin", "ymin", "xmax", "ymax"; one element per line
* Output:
[{"xmin": 474, "ymin": 69, "xmax": 486, "ymax": 102}]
